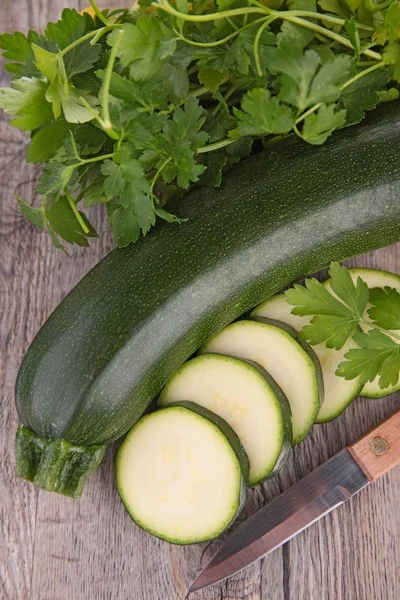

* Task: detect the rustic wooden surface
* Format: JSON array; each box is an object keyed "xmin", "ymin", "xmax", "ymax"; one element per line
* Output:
[{"xmin": 0, "ymin": 2, "xmax": 399, "ymax": 599}]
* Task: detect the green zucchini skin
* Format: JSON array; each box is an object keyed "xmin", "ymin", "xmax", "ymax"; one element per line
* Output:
[
  {"xmin": 251, "ymin": 316, "xmax": 325, "ymax": 409},
  {"xmin": 15, "ymin": 425, "xmax": 105, "ymax": 498},
  {"xmin": 15, "ymin": 103, "xmax": 400, "ymax": 460}
]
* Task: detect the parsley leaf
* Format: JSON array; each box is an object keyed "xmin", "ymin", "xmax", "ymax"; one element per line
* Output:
[
  {"xmin": 44, "ymin": 8, "xmax": 91, "ymax": 50},
  {"xmin": 329, "ymin": 261, "xmax": 369, "ymax": 317},
  {"xmin": 16, "ymin": 194, "xmax": 45, "ymax": 229},
  {"xmin": 234, "ymin": 88, "xmax": 294, "ymax": 136},
  {"xmin": 0, "ymin": 30, "xmax": 45, "ymax": 79},
  {"xmin": 107, "ymin": 202, "xmax": 141, "ymax": 247},
  {"xmin": 108, "ymin": 17, "xmax": 176, "ymax": 82},
  {"xmin": 163, "ymin": 97, "xmax": 209, "ymax": 149},
  {"xmin": 285, "ymin": 261, "xmax": 368, "ymax": 348},
  {"xmin": 101, "ymin": 160, "xmax": 126, "ymax": 198},
  {"xmin": 337, "ymin": 330, "xmax": 400, "ymax": 388},
  {"xmin": 0, "ymin": 77, "xmax": 53, "ymax": 130},
  {"xmin": 301, "ymin": 103, "xmax": 347, "ymax": 145},
  {"xmin": 36, "ymin": 160, "xmax": 76, "ymax": 196},
  {"xmin": 45, "ymin": 194, "xmax": 97, "ymax": 247},
  {"xmin": 266, "ymin": 43, "xmax": 351, "ymax": 111},
  {"xmin": 368, "ymin": 287, "xmax": 400, "ymax": 330},
  {"xmin": 198, "ymin": 66, "xmax": 228, "ymax": 93},
  {"xmin": 287, "ymin": 261, "xmax": 400, "ymax": 386},
  {"xmin": 340, "ymin": 69, "xmax": 390, "ymax": 125},
  {"xmin": 0, "ymin": 0, "xmax": 398, "ymax": 251},
  {"xmin": 27, "ymin": 120, "xmax": 71, "ymax": 163},
  {"xmin": 199, "ymin": 152, "xmax": 228, "ymax": 186}
]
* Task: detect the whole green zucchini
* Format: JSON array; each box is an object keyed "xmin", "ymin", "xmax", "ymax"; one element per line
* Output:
[{"xmin": 15, "ymin": 103, "xmax": 400, "ymax": 497}]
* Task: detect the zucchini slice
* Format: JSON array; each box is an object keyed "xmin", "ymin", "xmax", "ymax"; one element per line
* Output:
[
  {"xmin": 200, "ymin": 321, "xmax": 321, "ymax": 445},
  {"xmin": 159, "ymin": 354, "xmax": 292, "ymax": 486},
  {"xmin": 117, "ymin": 403, "xmax": 248, "ymax": 545},
  {"xmin": 252, "ymin": 298, "xmax": 362, "ymax": 423},
  {"xmin": 344, "ymin": 268, "xmax": 400, "ymax": 399}
]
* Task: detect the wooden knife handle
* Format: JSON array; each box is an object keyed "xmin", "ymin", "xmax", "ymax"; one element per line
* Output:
[{"xmin": 348, "ymin": 409, "xmax": 400, "ymax": 481}]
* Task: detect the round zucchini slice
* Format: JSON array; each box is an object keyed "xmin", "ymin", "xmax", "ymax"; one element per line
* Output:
[
  {"xmin": 346, "ymin": 268, "xmax": 400, "ymax": 398},
  {"xmin": 252, "ymin": 297, "xmax": 362, "ymax": 423},
  {"xmin": 116, "ymin": 404, "xmax": 247, "ymax": 545},
  {"xmin": 159, "ymin": 354, "xmax": 292, "ymax": 486},
  {"xmin": 199, "ymin": 320, "xmax": 320, "ymax": 446}
]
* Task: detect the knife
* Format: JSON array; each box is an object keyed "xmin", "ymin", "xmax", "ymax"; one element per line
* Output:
[{"xmin": 189, "ymin": 409, "xmax": 400, "ymax": 592}]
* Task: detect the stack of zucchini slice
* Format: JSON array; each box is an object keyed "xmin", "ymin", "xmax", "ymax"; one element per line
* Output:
[{"xmin": 117, "ymin": 268, "xmax": 399, "ymax": 544}]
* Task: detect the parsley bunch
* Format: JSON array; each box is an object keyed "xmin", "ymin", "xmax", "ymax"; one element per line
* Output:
[
  {"xmin": 0, "ymin": 0, "xmax": 399, "ymax": 251},
  {"xmin": 286, "ymin": 263, "xmax": 400, "ymax": 390}
]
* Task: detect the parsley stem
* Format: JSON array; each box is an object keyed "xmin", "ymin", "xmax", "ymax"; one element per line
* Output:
[
  {"xmin": 64, "ymin": 187, "xmax": 90, "ymax": 234},
  {"xmin": 211, "ymin": 85, "xmax": 237, "ymax": 116},
  {"xmin": 150, "ymin": 157, "xmax": 172, "ymax": 192},
  {"xmin": 280, "ymin": 16, "xmax": 382, "ymax": 60},
  {"xmin": 226, "ymin": 17, "xmax": 239, "ymax": 31},
  {"xmin": 164, "ymin": 86, "xmax": 209, "ymax": 115},
  {"xmin": 89, "ymin": 0, "xmax": 111, "ymax": 26},
  {"xmin": 100, "ymin": 29, "xmax": 123, "ymax": 141},
  {"xmin": 281, "ymin": 10, "xmax": 374, "ymax": 31},
  {"xmin": 254, "ymin": 16, "xmax": 278, "ymax": 77},
  {"xmin": 364, "ymin": 0, "xmax": 392, "ymax": 12},
  {"xmin": 153, "ymin": 0, "xmax": 266, "ymax": 21},
  {"xmin": 359, "ymin": 319, "xmax": 400, "ymax": 342},
  {"xmin": 293, "ymin": 123, "xmax": 306, "ymax": 142},
  {"xmin": 197, "ymin": 138, "xmax": 237, "ymax": 153},
  {"xmin": 78, "ymin": 96, "xmax": 109, "ymax": 132},
  {"xmin": 80, "ymin": 153, "xmax": 115, "ymax": 165},
  {"xmin": 341, "ymin": 61, "xmax": 385, "ymax": 90},
  {"xmin": 294, "ymin": 61, "xmax": 386, "ymax": 127},
  {"xmin": 60, "ymin": 25, "xmax": 120, "ymax": 57},
  {"xmin": 295, "ymin": 103, "xmax": 323, "ymax": 126},
  {"xmin": 174, "ymin": 16, "xmax": 268, "ymax": 48}
]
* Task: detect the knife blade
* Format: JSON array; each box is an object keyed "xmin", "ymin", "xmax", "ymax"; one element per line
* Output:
[{"xmin": 189, "ymin": 409, "xmax": 400, "ymax": 592}]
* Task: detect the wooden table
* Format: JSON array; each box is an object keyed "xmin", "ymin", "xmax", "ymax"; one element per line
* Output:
[{"xmin": 1, "ymin": 2, "xmax": 399, "ymax": 599}]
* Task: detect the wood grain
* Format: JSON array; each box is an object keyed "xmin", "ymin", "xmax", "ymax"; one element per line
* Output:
[
  {"xmin": 0, "ymin": 3, "xmax": 399, "ymax": 600},
  {"xmin": 348, "ymin": 410, "xmax": 400, "ymax": 481}
]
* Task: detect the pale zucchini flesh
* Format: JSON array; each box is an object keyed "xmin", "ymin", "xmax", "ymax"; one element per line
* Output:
[
  {"xmin": 252, "ymin": 297, "xmax": 362, "ymax": 422},
  {"xmin": 116, "ymin": 405, "xmax": 246, "ymax": 545},
  {"xmin": 159, "ymin": 354, "xmax": 291, "ymax": 485},
  {"xmin": 199, "ymin": 321, "xmax": 320, "ymax": 445}
]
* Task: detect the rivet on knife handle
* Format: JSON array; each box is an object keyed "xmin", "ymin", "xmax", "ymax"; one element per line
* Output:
[{"xmin": 347, "ymin": 410, "xmax": 400, "ymax": 481}]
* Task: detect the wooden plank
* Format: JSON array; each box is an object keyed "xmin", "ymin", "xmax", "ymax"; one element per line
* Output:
[{"xmin": 0, "ymin": 2, "xmax": 399, "ymax": 599}]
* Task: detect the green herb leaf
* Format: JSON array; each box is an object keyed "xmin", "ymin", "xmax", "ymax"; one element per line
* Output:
[
  {"xmin": 0, "ymin": 30, "xmax": 44, "ymax": 79},
  {"xmin": 16, "ymin": 194, "xmax": 44, "ymax": 229},
  {"xmin": 198, "ymin": 66, "xmax": 228, "ymax": 93},
  {"xmin": 368, "ymin": 287, "xmax": 400, "ymax": 330},
  {"xmin": 285, "ymin": 271, "xmax": 359, "ymax": 348},
  {"xmin": 344, "ymin": 17, "xmax": 360, "ymax": 60},
  {"xmin": 154, "ymin": 207, "xmax": 182, "ymax": 223},
  {"xmin": 108, "ymin": 17, "xmax": 176, "ymax": 82},
  {"xmin": 36, "ymin": 161, "xmax": 76, "ymax": 196},
  {"xmin": 328, "ymin": 261, "xmax": 369, "ymax": 319},
  {"xmin": 27, "ymin": 120, "xmax": 71, "ymax": 163},
  {"xmin": 199, "ymin": 152, "xmax": 228, "ymax": 186},
  {"xmin": 101, "ymin": 160, "xmax": 126, "ymax": 199},
  {"xmin": 164, "ymin": 97, "xmax": 209, "ymax": 149},
  {"xmin": 301, "ymin": 103, "xmax": 346, "ymax": 145},
  {"xmin": 44, "ymin": 8, "xmax": 90, "ymax": 50},
  {"xmin": 234, "ymin": 88, "xmax": 294, "ymax": 136},
  {"xmin": 0, "ymin": 77, "xmax": 53, "ymax": 130},
  {"xmin": 266, "ymin": 43, "xmax": 351, "ymax": 111},
  {"xmin": 45, "ymin": 194, "xmax": 97, "ymax": 247},
  {"xmin": 337, "ymin": 330, "xmax": 400, "ymax": 388},
  {"xmin": 340, "ymin": 69, "xmax": 390, "ymax": 125},
  {"xmin": 107, "ymin": 202, "xmax": 140, "ymax": 247}
]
